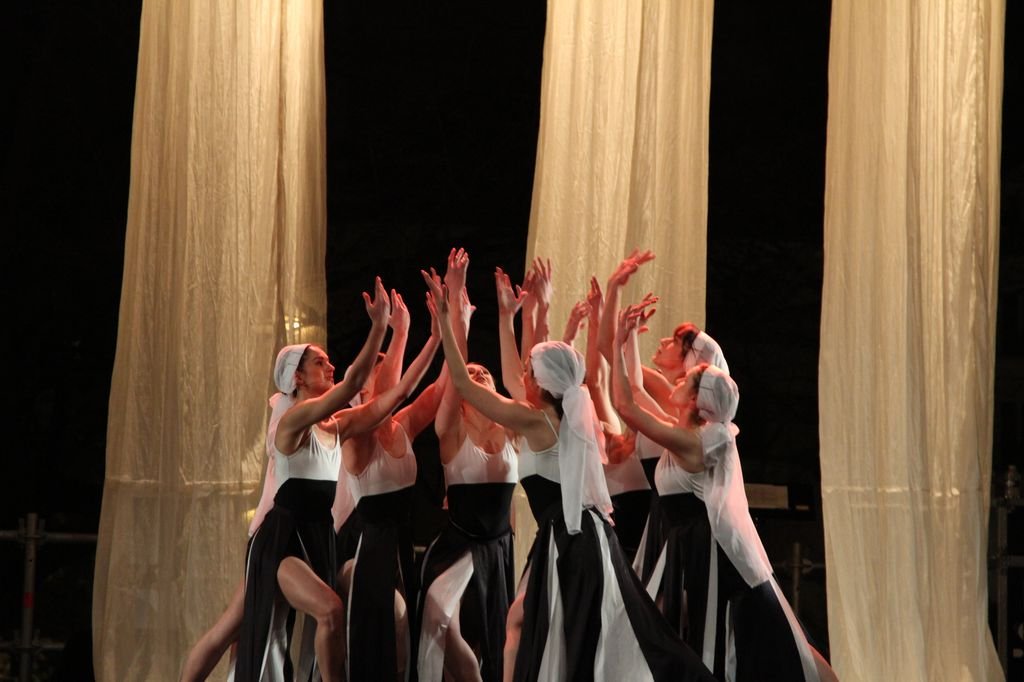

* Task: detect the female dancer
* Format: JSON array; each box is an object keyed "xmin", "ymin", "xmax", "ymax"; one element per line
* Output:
[
  {"xmin": 235, "ymin": 279, "xmax": 440, "ymax": 681},
  {"xmin": 597, "ymin": 250, "xmax": 728, "ymax": 486},
  {"xmin": 423, "ymin": 270, "xmax": 715, "ymax": 682},
  {"xmin": 581, "ymin": 276, "xmax": 651, "ymax": 562},
  {"xmin": 612, "ymin": 309, "xmax": 837, "ymax": 681},
  {"xmin": 417, "ymin": 249, "xmax": 518, "ymax": 682},
  {"xmin": 337, "ymin": 285, "xmax": 443, "ymax": 682},
  {"xmin": 180, "ymin": 281, "xmax": 391, "ymax": 682}
]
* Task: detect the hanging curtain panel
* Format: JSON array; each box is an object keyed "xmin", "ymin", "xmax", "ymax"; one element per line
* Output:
[
  {"xmin": 92, "ymin": 2, "xmax": 327, "ymax": 678},
  {"xmin": 820, "ymin": 1, "xmax": 1004, "ymax": 679},
  {"xmin": 520, "ymin": 0, "xmax": 714, "ymax": 577}
]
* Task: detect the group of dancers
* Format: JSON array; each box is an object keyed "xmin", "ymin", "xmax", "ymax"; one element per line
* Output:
[{"xmin": 180, "ymin": 248, "xmax": 839, "ymax": 681}]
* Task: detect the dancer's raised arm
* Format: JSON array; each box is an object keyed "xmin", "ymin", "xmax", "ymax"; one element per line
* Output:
[
  {"xmin": 583, "ymin": 277, "xmax": 620, "ymax": 434},
  {"xmin": 495, "ymin": 267, "xmax": 527, "ymax": 401},
  {"xmin": 372, "ymin": 289, "xmax": 409, "ymax": 396},
  {"xmin": 598, "ymin": 249, "xmax": 654, "ymax": 363},
  {"xmin": 529, "ymin": 256, "xmax": 552, "ymax": 348},
  {"xmin": 611, "ymin": 308, "xmax": 703, "ymax": 472},
  {"xmin": 275, "ymin": 278, "xmax": 390, "ymax": 453},
  {"xmin": 562, "ymin": 299, "xmax": 589, "ymax": 346},
  {"xmin": 425, "ymin": 270, "xmax": 549, "ymax": 442},
  {"xmin": 340, "ymin": 300, "xmax": 441, "ymax": 471}
]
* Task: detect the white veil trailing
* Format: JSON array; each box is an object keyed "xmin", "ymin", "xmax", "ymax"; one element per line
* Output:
[
  {"xmin": 529, "ymin": 341, "xmax": 613, "ymax": 534},
  {"xmin": 696, "ymin": 366, "xmax": 771, "ymax": 587},
  {"xmin": 248, "ymin": 343, "xmax": 309, "ymax": 536}
]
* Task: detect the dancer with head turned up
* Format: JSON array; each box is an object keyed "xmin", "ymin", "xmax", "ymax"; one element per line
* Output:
[
  {"xmin": 180, "ymin": 279, "xmax": 391, "ymax": 682},
  {"xmin": 416, "ymin": 249, "xmax": 519, "ymax": 682},
  {"xmin": 331, "ymin": 283, "xmax": 443, "ymax": 682},
  {"xmin": 422, "ymin": 267, "xmax": 716, "ymax": 682},
  {"xmin": 233, "ymin": 276, "xmax": 439, "ymax": 682},
  {"xmin": 613, "ymin": 306, "xmax": 837, "ymax": 682}
]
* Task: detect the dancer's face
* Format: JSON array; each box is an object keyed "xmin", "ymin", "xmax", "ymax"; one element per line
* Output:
[
  {"xmin": 466, "ymin": 363, "xmax": 496, "ymax": 391},
  {"xmin": 359, "ymin": 358, "xmax": 386, "ymax": 402},
  {"xmin": 652, "ymin": 335, "xmax": 686, "ymax": 372},
  {"xmin": 669, "ymin": 367, "xmax": 701, "ymax": 410},
  {"xmin": 296, "ymin": 345, "xmax": 335, "ymax": 396}
]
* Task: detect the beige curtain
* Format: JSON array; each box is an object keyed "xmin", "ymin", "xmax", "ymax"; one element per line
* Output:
[
  {"xmin": 820, "ymin": 2, "xmax": 1004, "ymax": 680},
  {"xmin": 519, "ymin": 0, "xmax": 714, "ymax": 576},
  {"xmin": 92, "ymin": 2, "xmax": 327, "ymax": 679}
]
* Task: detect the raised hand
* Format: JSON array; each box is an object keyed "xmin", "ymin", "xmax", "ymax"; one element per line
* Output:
[
  {"xmin": 425, "ymin": 289, "xmax": 442, "ymax": 340},
  {"xmin": 420, "ymin": 269, "xmax": 448, "ymax": 316},
  {"xmin": 363, "ymin": 276, "xmax": 391, "ymax": 326},
  {"xmin": 608, "ymin": 249, "xmax": 656, "ymax": 287},
  {"xmin": 562, "ymin": 300, "xmax": 590, "ymax": 345},
  {"xmin": 586, "ymin": 277, "xmax": 603, "ymax": 321},
  {"xmin": 495, "ymin": 267, "xmax": 526, "ymax": 315},
  {"xmin": 444, "ymin": 247, "xmax": 469, "ymax": 294},
  {"xmin": 459, "ymin": 289, "xmax": 476, "ymax": 323},
  {"xmin": 631, "ymin": 293, "xmax": 658, "ymax": 333},
  {"xmin": 531, "ymin": 257, "xmax": 553, "ymax": 308},
  {"xmin": 616, "ymin": 306, "xmax": 644, "ymax": 346},
  {"xmin": 389, "ymin": 289, "xmax": 410, "ymax": 335}
]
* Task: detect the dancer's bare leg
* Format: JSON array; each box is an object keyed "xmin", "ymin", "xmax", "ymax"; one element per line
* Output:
[
  {"xmin": 442, "ymin": 607, "xmax": 481, "ymax": 682},
  {"xmin": 278, "ymin": 557, "xmax": 346, "ymax": 682},
  {"xmin": 395, "ymin": 589, "xmax": 409, "ymax": 678},
  {"xmin": 502, "ymin": 593, "xmax": 524, "ymax": 682},
  {"xmin": 180, "ymin": 577, "xmax": 244, "ymax": 681}
]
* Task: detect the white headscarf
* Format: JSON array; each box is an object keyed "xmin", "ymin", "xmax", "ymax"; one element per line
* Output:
[
  {"xmin": 697, "ymin": 366, "xmax": 771, "ymax": 587},
  {"xmin": 248, "ymin": 343, "xmax": 310, "ymax": 536},
  {"xmin": 686, "ymin": 330, "xmax": 730, "ymax": 375},
  {"xmin": 530, "ymin": 341, "xmax": 613, "ymax": 534}
]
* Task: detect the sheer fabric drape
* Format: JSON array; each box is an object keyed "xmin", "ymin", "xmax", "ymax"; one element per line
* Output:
[
  {"xmin": 92, "ymin": 2, "xmax": 327, "ymax": 679},
  {"xmin": 520, "ymin": 0, "xmax": 714, "ymax": 577},
  {"xmin": 820, "ymin": 2, "xmax": 1004, "ymax": 679}
]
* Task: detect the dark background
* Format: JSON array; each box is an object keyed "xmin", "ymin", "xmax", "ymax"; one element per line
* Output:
[{"xmin": 2, "ymin": 0, "xmax": 1021, "ymax": 678}]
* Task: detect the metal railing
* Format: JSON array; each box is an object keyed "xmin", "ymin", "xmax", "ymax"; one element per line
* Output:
[{"xmin": 0, "ymin": 513, "xmax": 97, "ymax": 682}]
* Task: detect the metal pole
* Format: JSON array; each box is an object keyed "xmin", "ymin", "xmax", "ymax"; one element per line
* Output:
[
  {"xmin": 18, "ymin": 513, "xmax": 39, "ymax": 682},
  {"xmin": 790, "ymin": 541, "xmax": 802, "ymax": 618},
  {"xmin": 996, "ymin": 502, "xmax": 1007, "ymax": 675}
]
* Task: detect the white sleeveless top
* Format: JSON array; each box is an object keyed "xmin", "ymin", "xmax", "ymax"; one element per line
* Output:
[
  {"xmin": 444, "ymin": 435, "xmax": 518, "ymax": 486},
  {"xmin": 634, "ymin": 432, "xmax": 664, "ymax": 461},
  {"xmin": 344, "ymin": 423, "xmax": 417, "ymax": 503},
  {"xmin": 516, "ymin": 413, "xmax": 560, "ymax": 483},
  {"xmin": 654, "ymin": 450, "xmax": 704, "ymax": 497},
  {"xmin": 272, "ymin": 424, "xmax": 341, "ymax": 490},
  {"xmin": 603, "ymin": 450, "xmax": 650, "ymax": 496}
]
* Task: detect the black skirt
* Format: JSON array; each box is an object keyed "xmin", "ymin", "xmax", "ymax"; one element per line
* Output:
[
  {"xmin": 235, "ymin": 478, "xmax": 337, "ymax": 682},
  {"xmin": 513, "ymin": 501, "xmax": 716, "ymax": 682},
  {"xmin": 345, "ymin": 486, "xmax": 416, "ymax": 682},
  {"xmin": 416, "ymin": 482, "xmax": 516, "ymax": 682},
  {"xmin": 637, "ymin": 492, "xmax": 717, "ymax": 644},
  {"xmin": 609, "ymin": 488, "xmax": 652, "ymax": 563}
]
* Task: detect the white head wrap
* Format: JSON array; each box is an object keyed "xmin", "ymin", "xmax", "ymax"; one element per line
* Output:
[
  {"xmin": 686, "ymin": 330, "xmax": 730, "ymax": 375},
  {"xmin": 248, "ymin": 343, "xmax": 309, "ymax": 536},
  {"xmin": 530, "ymin": 341, "xmax": 613, "ymax": 534},
  {"xmin": 696, "ymin": 368, "xmax": 772, "ymax": 587}
]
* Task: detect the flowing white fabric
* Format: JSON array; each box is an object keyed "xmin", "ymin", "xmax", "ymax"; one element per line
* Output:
[
  {"xmin": 92, "ymin": 2, "xmax": 328, "ymax": 678},
  {"xmin": 698, "ymin": 369, "xmax": 817, "ymax": 681},
  {"xmin": 248, "ymin": 390, "xmax": 299, "ymax": 535},
  {"xmin": 416, "ymin": 552, "xmax": 475, "ymax": 682},
  {"xmin": 530, "ymin": 341, "xmax": 613, "ymax": 534},
  {"xmin": 821, "ymin": 2, "xmax": 1004, "ymax": 679}
]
